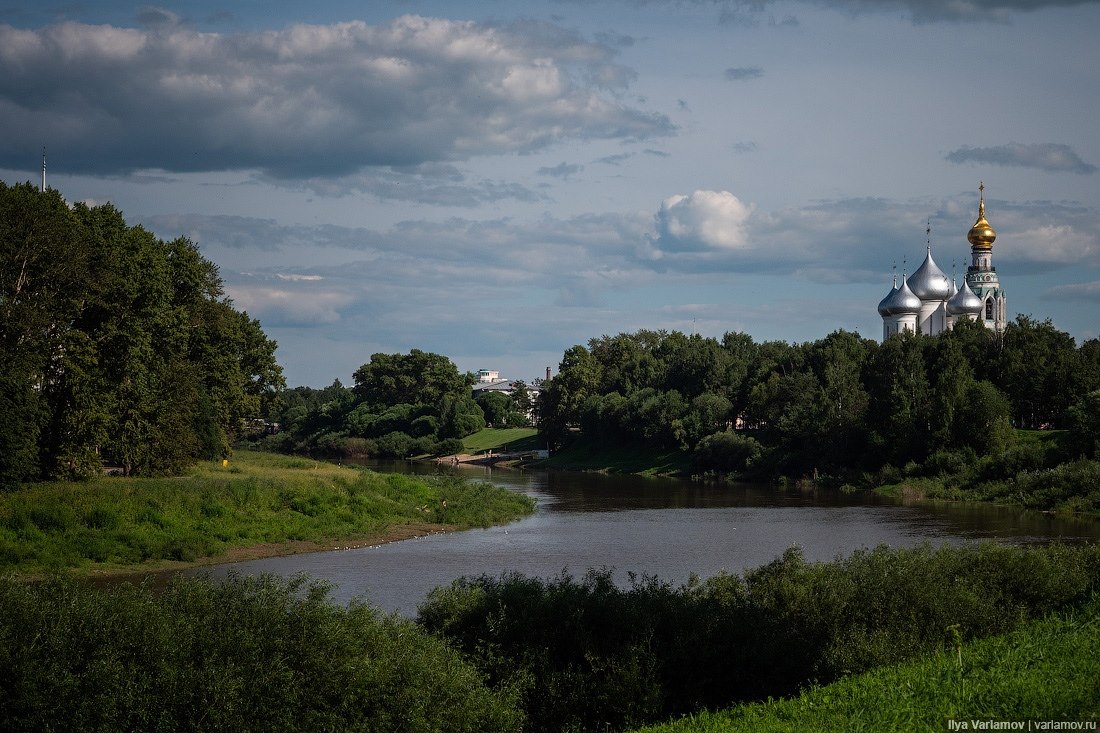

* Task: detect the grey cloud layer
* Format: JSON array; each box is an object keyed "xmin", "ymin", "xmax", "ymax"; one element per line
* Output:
[
  {"xmin": 145, "ymin": 192, "xmax": 1100, "ymax": 329},
  {"xmin": 947, "ymin": 144, "xmax": 1097, "ymax": 175},
  {"xmin": 0, "ymin": 16, "xmax": 673, "ymax": 177},
  {"xmin": 567, "ymin": 0, "xmax": 1098, "ymax": 22}
]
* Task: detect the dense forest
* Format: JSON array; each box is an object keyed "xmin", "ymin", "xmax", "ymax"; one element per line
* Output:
[
  {"xmin": 536, "ymin": 321, "xmax": 1100, "ymax": 495},
  {"xmin": 0, "ymin": 183, "xmax": 283, "ymax": 486}
]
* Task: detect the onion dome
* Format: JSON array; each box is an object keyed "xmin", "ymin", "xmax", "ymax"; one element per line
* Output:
[
  {"xmin": 946, "ymin": 280, "xmax": 983, "ymax": 316},
  {"xmin": 880, "ymin": 277, "xmax": 922, "ymax": 316},
  {"xmin": 877, "ymin": 283, "xmax": 898, "ymax": 317},
  {"xmin": 908, "ymin": 247, "xmax": 951, "ymax": 301},
  {"xmin": 967, "ymin": 182, "xmax": 997, "ymax": 250}
]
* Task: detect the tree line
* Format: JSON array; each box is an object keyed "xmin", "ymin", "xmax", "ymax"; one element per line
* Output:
[
  {"xmin": 262, "ymin": 349, "xmax": 532, "ymax": 459},
  {"xmin": 536, "ymin": 318, "xmax": 1100, "ymax": 481},
  {"xmin": 0, "ymin": 183, "xmax": 283, "ymax": 486}
]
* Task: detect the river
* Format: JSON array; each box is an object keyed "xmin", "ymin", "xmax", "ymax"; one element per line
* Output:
[{"xmin": 193, "ymin": 461, "xmax": 1100, "ymax": 616}]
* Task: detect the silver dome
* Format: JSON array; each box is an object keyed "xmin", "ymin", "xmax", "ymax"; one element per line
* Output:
[
  {"xmin": 880, "ymin": 278, "xmax": 922, "ymax": 316},
  {"xmin": 877, "ymin": 284, "xmax": 898, "ymax": 316},
  {"xmin": 908, "ymin": 248, "xmax": 951, "ymax": 301},
  {"xmin": 946, "ymin": 280, "xmax": 983, "ymax": 316}
]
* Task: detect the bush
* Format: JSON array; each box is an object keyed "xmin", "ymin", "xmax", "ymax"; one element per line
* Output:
[
  {"xmin": 375, "ymin": 431, "xmax": 414, "ymax": 458},
  {"xmin": 435, "ymin": 438, "xmax": 466, "ymax": 456},
  {"xmin": 417, "ymin": 543, "xmax": 1100, "ymax": 733},
  {"xmin": 692, "ymin": 431, "xmax": 762, "ymax": 475},
  {"xmin": 0, "ymin": 574, "xmax": 522, "ymax": 733}
]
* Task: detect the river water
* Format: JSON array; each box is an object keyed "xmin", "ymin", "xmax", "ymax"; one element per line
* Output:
[{"xmin": 194, "ymin": 461, "xmax": 1100, "ymax": 616}]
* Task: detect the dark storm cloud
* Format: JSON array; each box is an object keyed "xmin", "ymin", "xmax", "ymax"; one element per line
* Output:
[
  {"xmin": 0, "ymin": 16, "xmax": 673, "ymax": 178},
  {"xmin": 946, "ymin": 143, "xmax": 1097, "ymax": 175}
]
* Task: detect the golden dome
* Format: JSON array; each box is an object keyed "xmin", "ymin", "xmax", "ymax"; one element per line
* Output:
[{"xmin": 967, "ymin": 182, "xmax": 997, "ymax": 250}]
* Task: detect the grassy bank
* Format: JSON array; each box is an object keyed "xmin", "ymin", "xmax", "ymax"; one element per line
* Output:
[
  {"xmin": 869, "ymin": 429, "xmax": 1100, "ymax": 515},
  {"xmin": 461, "ymin": 427, "xmax": 541, "ymax": 454},
  {"xmin": 0, "ymin": 451, "xmax": 535, "ymax": 575},
  {"xmin": 634, "ymin": 595, "xmax": 1100, "ymax": 732}
]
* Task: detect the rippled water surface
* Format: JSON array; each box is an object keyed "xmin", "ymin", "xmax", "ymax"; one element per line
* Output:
[{"xmin": 196, "ymin": 461, "xmax": 1100, "ymax": 616}]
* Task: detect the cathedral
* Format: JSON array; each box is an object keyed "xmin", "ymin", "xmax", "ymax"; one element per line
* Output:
[{"xmin": 878, "ymin": 184, "xmax": 1007, "ymax": 339}]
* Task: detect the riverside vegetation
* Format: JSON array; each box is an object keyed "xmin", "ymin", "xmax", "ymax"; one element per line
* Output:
[
  {"xmin": 0, "ymin": 450, "xmax": 534, "ymax": 575},
  {"xmin": 3, "ymin": 543, "xmax": 1098, "ymax": 732},
  {"xmin": 533, "ymin": 324, "xmax": 1100, "ymax": 513}
]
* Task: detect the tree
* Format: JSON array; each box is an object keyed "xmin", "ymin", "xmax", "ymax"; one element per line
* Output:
[
  {"xmin": 353, "ymin": 350, "xmax": 469, "ymax": 411},
  {"xmin": 1065, "ymin": 389, "xmax": 1100, "ymax": 459},
  {"xmin": 997, "ymin": 315, "xmax": 1079, "ymax": 428},
  {"xmin": 0, "ymin": 185, "xmax": 284, "ymax": 481},
  {"xmin": 476, "ymin": 391, "xmax": 513, "ymax": 427},
  {"xmin": 956, "ymin": 381, "xmax": 1014, "ymax": 456},
  {"xmin": 538, "ymin": 345, "xmax": 602, "ymax": 448}
]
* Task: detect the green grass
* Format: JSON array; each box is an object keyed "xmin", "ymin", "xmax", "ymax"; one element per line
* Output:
[
  {"xmin": 534, "ymin": 439, "xmax": 690, "ymax": 476},
  {"xmin": 0, "ymin": 450, "xmax": 535, "ymax": 575},
  {"xmin": 634, "ymin": 597, "xmax": 1100, "ymax": 733},
  {"xmin": 461, "ymin": 428, "xmax": 541, "ymax": 454}
]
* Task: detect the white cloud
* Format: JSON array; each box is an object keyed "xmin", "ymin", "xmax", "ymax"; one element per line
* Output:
[
  {"xmin": 226, "ymin": 283, "xmax": 353, "ymax": 325},
  {"xmin": 654, "ymin": 190, "xmax": 754, "ymax": 252},
  {"xmin": 1043, "ymin": 280, "xmax": 1100, "ymax": 302}
]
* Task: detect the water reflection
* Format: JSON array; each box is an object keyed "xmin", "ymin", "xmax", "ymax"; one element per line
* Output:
[{"xmin": 196, "ymin": 460, "xmax": 1100, "ymax": 616}]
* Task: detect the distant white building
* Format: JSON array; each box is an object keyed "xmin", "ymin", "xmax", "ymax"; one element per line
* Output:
[
  {"xmin": 878, "ymin": 184, "xmax": 1007, "ymax": 338},
  {"xmin": 476, "ymin": 369, "xmax": 500, "ymax": 383}
]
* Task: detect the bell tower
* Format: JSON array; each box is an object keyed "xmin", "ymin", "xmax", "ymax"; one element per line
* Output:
[{"xmin": 964, "ymin": 182, "xmax": 1007, "ymax": 332}]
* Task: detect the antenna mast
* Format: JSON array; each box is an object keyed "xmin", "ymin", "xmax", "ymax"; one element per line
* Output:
[{"xmin": 41, "ymin": 147, "xmax": 46, "ymax": 192}]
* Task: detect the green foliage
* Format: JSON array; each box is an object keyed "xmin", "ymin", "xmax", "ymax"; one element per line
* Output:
[
  {"xmin": 0, "ymin": 574, "xmax": 523, "ymax": 733},
  {"xmin": 418, "ymin": 543, "xmax": 1100, "ymax": 733},
  {"xmin": 0, "ymin": 183, "xmax": 283, "ymax": 483},
  {"xmin": 538, "ymin": 322, "xmax": 1099, "ymax": 510},
  {"xmin": 0, "ymin": 451, "xmax": 534, "ymax": 574},
  {"xmin": 635, "ymin": 594, "xmax": 1100, "ymax": 733},
  {"xmin": 691, "ymin": 431, "xmax": 763, "ymax": 476},
  {"xmin": 275, "ymin": 352, "xmax": 484, "ymax": 458},
  {"xmin": 1066, "ymin": 389, "xmax": 1100, "ymax": 459}
]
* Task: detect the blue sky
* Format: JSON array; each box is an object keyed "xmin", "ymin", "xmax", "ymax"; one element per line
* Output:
[{"xmin": 2, "ymin": 0, "xmax": 1098, "ymax": 386}]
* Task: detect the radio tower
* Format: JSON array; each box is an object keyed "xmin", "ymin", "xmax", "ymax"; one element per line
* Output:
[{"xmin": 41, "ymin": 147, "xmax": 46, "ymax": 192}]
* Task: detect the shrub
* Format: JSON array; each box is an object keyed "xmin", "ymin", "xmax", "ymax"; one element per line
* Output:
[
  {"xmin": 0, "ymin": 574, "xmax": 522, "ymax": 733},
  {"xmin": 418, "ymin": 543, "xmax": 1100, "ymax": 733},
  {"xmin": 692, "ymin": 431, "xmax": 762, "ymax": 475}
]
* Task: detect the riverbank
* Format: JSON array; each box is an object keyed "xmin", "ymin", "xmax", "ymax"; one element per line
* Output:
[
  {"xmin": 634, "ymin": 594, "xmax": 1100, "ymax": 732},
  {"xmin": 0, "ymin": 450, "xmax": 535, "ymax": 578}
]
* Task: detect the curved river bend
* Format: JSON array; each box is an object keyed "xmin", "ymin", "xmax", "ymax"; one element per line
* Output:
[{"xmin": 195, "ymin": 461, "xmax": 1100, "ymax": 616}]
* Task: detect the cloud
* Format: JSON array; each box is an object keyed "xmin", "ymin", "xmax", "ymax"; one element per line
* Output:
[
  {"xmin": 257, "ymin": 164, "xmax": 544, "ymax": 205},
  {"xmin": 226, "ymin": 279, "xmax": 355, "ymax": 326},
  {"xmin": 538, "ymin": 162, "xmax": 585, "ymax": 178},
  {"xmin": 0, "ymin": 16, "xmax": 673, "ymax": 178},
  {"xmin": 560, "ymin": 0, "xmax": 1099, "ymax": 23},
  {"xmin": 724, "ymin": 66, "xmax": 763, "ymax": 81},
  {"xmin": 946, "ymin": 143, "xmax": 1097, "ymax": 174},
  {"xmin": 653, "ymin": 190, "xmax": 754, "ymax": 253},
  {"xmin": 1043, "ymin": 280, "xmax": 1100, "ymax": 302}
]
